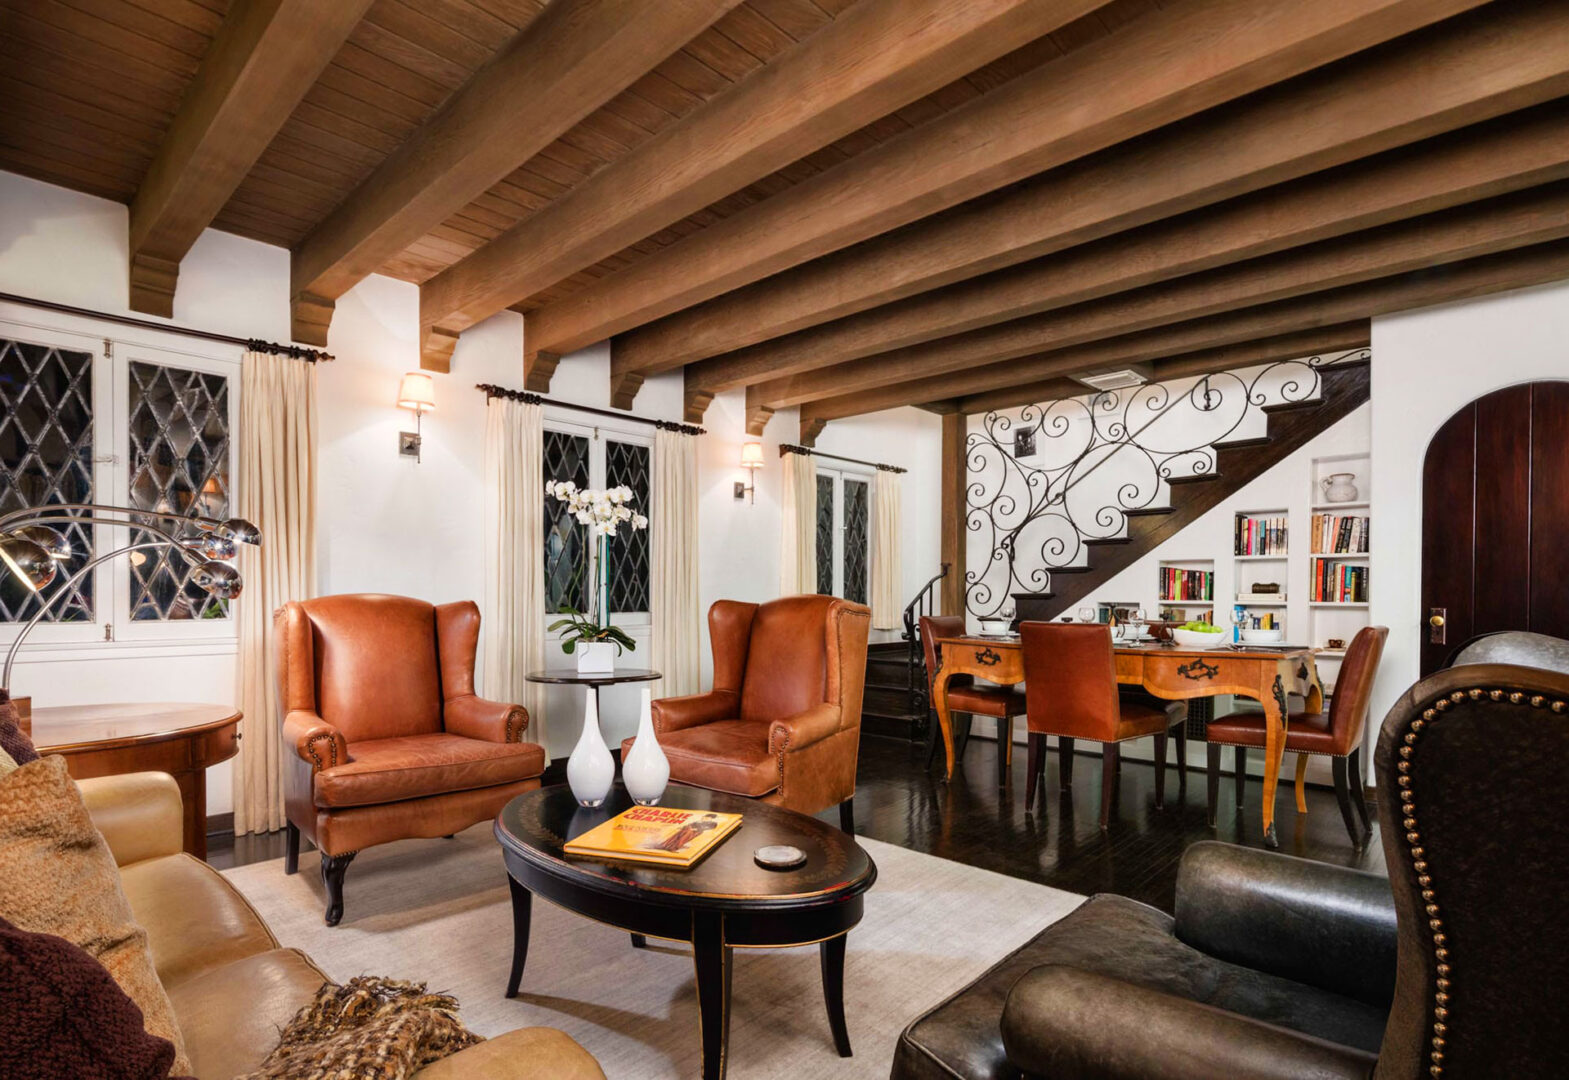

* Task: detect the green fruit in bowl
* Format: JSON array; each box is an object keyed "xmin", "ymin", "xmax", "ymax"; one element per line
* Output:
[{"xmin": 1180, "ymin": 621, "xmax": 1222, "ymax": 633}]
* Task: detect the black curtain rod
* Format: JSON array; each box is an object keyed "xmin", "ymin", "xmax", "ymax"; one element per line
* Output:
[
  {"xmin": 0, "ymin": 291, "xmax": 333, "ymax": 361},
  {"xmin": 476, "ymin": 383, "xmax": 705, "ymax": 435},
  {"xmin": 780, "ymin": 443, "xmax": 906, "ymax": 474}
]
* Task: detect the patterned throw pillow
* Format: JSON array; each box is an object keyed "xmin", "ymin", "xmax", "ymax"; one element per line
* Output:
[
  {"xmin": 0, "ymin": 690, "xmax": 37, "ymax": 766},
  {"xmin": 0, "ymin": 755, "xmax": 191, "ymax": 1074},
  {"xmin": 0, "ymin": 914, "xmax": 193, "ymax": 1080}
]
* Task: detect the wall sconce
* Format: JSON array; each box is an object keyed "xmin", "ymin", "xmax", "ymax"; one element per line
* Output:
[
  {"xmin": 735, "ymin": 441, "xmax": 764, "ymax": 503},
  {"xmin": 397, "ymin": 372, "xmax": 436, "ymax": 463}
]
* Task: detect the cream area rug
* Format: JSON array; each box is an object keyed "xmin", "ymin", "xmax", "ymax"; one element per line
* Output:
[{"xmin": 223, "ymin": 823, "xmax": 1083, "ymax": 1079}]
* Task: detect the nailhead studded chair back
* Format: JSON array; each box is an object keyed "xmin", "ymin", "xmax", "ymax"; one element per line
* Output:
[{"xmin": 1372, "ymin": 659, "xmax": 1569, "ymax": 1079}]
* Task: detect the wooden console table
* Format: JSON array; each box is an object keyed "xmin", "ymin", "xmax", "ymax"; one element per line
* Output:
[
  {"xmin": 933, "ymin": 636, "xmax": 1321, "ymax": 848},
  {"xmin": 31, "ymin": 702, "xmax": 242, "ymax": 859}
]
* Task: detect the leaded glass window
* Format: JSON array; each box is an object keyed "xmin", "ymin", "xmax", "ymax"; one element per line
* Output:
[
  {"xmin": 544, "ymin": 429, "xmax": 590, "ymax": 614},
  {"xmin": 605, "ymin": 440, "xmax": 649, "ymax": 613},
  {"xmin": 815, "ymin": 473, "xmax": 834, "ymax": 595},
  {"xmin": 843, "ymin": 477, "xmax": 869, "ymax": 605},
  {"xmin": 127, "ymin": 360, "xmax": 230, "ymax": 620},
  {"xmin": 0, "ymin": 338, "xmax": 94, "ymax": 623}
]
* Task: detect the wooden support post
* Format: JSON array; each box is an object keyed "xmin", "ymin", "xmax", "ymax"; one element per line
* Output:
[{"xmin": 940, "ymin": 412, "xmax": 966, "ymax": 616}]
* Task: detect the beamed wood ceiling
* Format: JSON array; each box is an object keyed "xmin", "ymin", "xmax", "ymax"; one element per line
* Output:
[{"xmin": 2, "ymin": 0, "xmax": 1566, "ymax": 443}]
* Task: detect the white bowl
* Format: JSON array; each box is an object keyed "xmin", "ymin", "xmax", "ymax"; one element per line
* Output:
[
  {"xmin": 1240, "ymin": 627, "xmax": 1285, "ymax": 644},
  {"xmin": 977, "ymin": 617, "xmax": 1012, "ymax": 635},
  {"xmin": 1172, "ymin": 628, "xmax": 1229, "ymax": 649}
]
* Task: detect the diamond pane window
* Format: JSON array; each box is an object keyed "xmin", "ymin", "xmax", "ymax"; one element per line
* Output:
[
  {"xmin": 127, "ymin": 360, "xmax": 230, "ymax": 620},
  {"xmin": 815, "ymin": 473, "xmax": 834, "ymax": 595},
  {"xmin": 0, "ymin": 338, "xmax": 94, "ymax": 623},
  {"xmin": 544, "ymin": 430, "xmax": 590, "ymax": 614},
  {"xmin": 605, "ymin": 440, "xmax": 650, "ymax": 614},
  {"xmin": 843, "ymin": 477, "xmax": 869, "ymax": 605}
]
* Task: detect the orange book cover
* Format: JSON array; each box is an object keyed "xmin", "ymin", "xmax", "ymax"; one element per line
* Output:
[{"xmin": 564, "ymin": 806, "xmax": 743, "ymax": 868}]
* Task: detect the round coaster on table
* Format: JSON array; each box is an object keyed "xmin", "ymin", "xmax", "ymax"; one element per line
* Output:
[{"xmin": 753, "ymin": 844, "xmax": 807, "ymax": 870}]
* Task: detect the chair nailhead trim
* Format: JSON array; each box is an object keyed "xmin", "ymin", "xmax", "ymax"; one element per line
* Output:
[{"xmin": 1399, "ymin": 685, "xmax": 1567, "ymax": 1076}]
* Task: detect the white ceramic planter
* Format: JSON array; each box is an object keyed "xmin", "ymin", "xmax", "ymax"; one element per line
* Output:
[
  {"xmin": 575, "ymin": 640, "xmax": 616, "ymax": 674},
  {"xmin": 567, "ymin": 693, "xmax": 614, "ymax": 808},
  {"xmin": 622, "ymin": 687, "xmax": 670, "ymax": 806}
]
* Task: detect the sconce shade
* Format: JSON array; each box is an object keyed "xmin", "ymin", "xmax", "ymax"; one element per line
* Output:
[
  {"xmin": 14, "ymin": 525, "xmax": 71, "ymax": 560},
  {"xmin": 398, "ymin": 372, "xmax": 436, "ymax": 412},
  {"xmin": 740, "ymin": 441, "xmax": 765, "ymax": 469},
  {"xmin": 0, "ymin": 535, "xmax": 57, "ymax": 592}
]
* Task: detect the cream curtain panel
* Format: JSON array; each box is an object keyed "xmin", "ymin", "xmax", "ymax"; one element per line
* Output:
[
  {"xmin": 871, "ymin": 468, "xmax": 903, "ymax": 629},
  {"xmin": 779, "ymin": 449, "xmax": 817, "ymax": 595},
  {"xmin": 484, "ymin": 395, "xmax": 548, "ymax": 749},
  {"xmin": 234, "ymin": 349, "xmax": 317, "ymax": 836},
  {"xmin": 651, "ymin": 427, "xmax": 701, "ymax": 697}
]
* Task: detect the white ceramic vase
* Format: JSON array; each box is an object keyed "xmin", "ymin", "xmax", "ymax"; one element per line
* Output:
[
  {"xmin": 622, "ymin": 687, "xmax": 670, "ymax": 806},
  {"xmin": 567, "ymin": 692, "xmax": 614, "ymax": 808}
]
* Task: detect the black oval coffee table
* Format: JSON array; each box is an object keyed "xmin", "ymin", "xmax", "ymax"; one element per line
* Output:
[{"xmin": 495, "ymin": 783, "xmax": 877, "ymax": 1080}]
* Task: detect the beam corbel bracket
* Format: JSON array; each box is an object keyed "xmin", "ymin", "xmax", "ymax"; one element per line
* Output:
[
  {"xmin": 683, "ymin": 385, "xmax": 715, "ymax": 425},
  {"xmin": 291, "ymin": 291, "xmax": 336, "ymax": 348},
  {"xmin": 524, "ymin": 349, "xmax": 561, "ymax": 392},
  {"xmin": 609, "ymin": 371, "xmax": 643, "ymax": 411},
  {"xmin": 421, "ymin": 326, "xmax": 461, "ymax": 373},
  {"xmin": 745, "ymin": 404, "xmax": 774, "ymax": 437},
  {"xmin": 128, "ymin": 253, "xmax": 180, "ymax": 319},
  {"xmin": 800, "ymin": 416, "xmax": 828, "ymax": 447}
]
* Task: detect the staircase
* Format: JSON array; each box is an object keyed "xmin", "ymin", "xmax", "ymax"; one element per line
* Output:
[
  {"xmin": 1005, "ymin": 358, "xmax": 1371, "ymax": 620},
  {"xmin": 861, "ymin": 564, "xmax": 949, "ymax": 742}
]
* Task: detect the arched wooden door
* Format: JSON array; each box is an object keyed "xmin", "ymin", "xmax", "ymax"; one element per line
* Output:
[{"xmin": 1421, "ymin": 381, "xmax": 1569, "ymax": 674}]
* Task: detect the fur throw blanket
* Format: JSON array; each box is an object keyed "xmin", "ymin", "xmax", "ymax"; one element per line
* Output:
[{"xmin": 238, "ymin": 977, "xmax": 483, "ymax": 1080}]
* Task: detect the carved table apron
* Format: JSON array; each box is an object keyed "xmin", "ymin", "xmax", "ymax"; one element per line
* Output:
[{"xmin": 932, "ymin": 637, "xmax": 1321, "ymax": 848}]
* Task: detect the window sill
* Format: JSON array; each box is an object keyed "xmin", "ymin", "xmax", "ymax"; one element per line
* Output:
[{"xmin": 3, "ymin": 638, "xmax": 238, "ymax": 664}]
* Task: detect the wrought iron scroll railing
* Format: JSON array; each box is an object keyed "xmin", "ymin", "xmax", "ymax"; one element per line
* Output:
[
  {"xmin": 963, "ymin": 351, "xmax": 1369, "ymax": 619},
  {"xmin": 902, "ymin": 562, "xmax": 949, "ymax": 722}
]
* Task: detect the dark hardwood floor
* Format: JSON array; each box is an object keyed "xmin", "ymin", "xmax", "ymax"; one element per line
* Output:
[{"xmin": 210, "ymin": 733, "xmax": 1383, "ymax": 913}]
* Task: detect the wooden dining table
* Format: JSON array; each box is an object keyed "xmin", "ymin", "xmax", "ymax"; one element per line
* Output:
[{"xmin": 932, "ymin": 634, "xmax": 1322, "ymax": 848}]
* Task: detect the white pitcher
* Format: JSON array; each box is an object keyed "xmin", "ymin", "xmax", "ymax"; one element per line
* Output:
[
  {"xmin": 622, "ymin": 687, "xmax": 670, "ymax": 806},
  {"xmin": 567, "ymin": 692, "xmax": 614, "ymax": 808},
  {"xmin": 1320, "ymin": 473, "xmax": 1359, "ymax": 502}
]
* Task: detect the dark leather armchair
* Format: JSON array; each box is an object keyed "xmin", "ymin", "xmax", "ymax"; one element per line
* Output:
[
  {"xmin": 626, "ymin": 594, "xmax": 870, "ymax": 831},
  {"xmin": 276, "ymin": 594, "xmax": 546, "ymax": 925},
  {"xmin": 893, "ymin": 657, "xmax": 1569, "ymax": 1079}
]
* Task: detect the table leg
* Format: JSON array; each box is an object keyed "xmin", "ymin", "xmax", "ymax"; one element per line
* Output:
[
  {"xmin": 505, "ymin": 876, "xmax": 532, "ymax": 998},
  {"xmin": 820, "ymin": 934, "xmax": 852, "ymax": 1057},
  {"xmin": 1260, "ymin": 674, "xmax": 1288, "ymax": 849},
  {"xmin": 933, "ymin": 665, "xmax": 957, "ymax": 781},
  {"xmin": 693, "ymin": 912, "xmax": 732, "ymax": 1080}
]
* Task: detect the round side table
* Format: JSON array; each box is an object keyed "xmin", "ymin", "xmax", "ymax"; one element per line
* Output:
[{"xmin": 524, "ymin": 666, "xmax": 661, "ymax": 719}]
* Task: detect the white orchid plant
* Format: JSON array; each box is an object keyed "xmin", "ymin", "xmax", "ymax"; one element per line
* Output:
[{"xmin": 545, "ymin": 481, "xmax": 648, "ymax": 657}]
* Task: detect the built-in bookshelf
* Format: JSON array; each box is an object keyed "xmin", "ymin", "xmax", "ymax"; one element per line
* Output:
[
  {"xmin": 1158, "ymin": 558, "xmax": 1213, "ymax": 624},
  {"xmin": 1233, "ymin": 509, "xmax": 1288, "ymax": 634},
  {"xmin": 1309, "ymin": 453, "xmax": 1372, "ymax": 676}
]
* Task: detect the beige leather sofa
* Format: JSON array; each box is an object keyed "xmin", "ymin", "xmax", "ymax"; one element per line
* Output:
[{"xmin": 79, "ymin": 771, "xmax": 604, "ymax": 1080}]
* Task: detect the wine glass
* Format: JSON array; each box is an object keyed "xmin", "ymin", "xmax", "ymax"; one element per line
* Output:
[
  {"xmin": 1077, "ymin": 606, "xmax": 1095, "ymax": 624},
  {"xmin": 1130, "ymin": 607, "xmax": 1147, "ymax": 640}
]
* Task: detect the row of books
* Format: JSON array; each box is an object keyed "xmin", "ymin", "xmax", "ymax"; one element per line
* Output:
[
  {"xmin": 1312, "ymin": 560, "xmax": 1369, "ymax": 603},
  {"xmin": 1235, "ymin": 515, "xmax": 1288, "ymax": 556},
  {"xmin": 1311, "ymin": 513, "xmax": 1370, "ymax": 554},
  {"xmin": 1160, "ymin": 567, "xmax": 1214, "ymax": 601},
  {"xmin": 1232, "ymin": 605, "xmax": 1280, "ymax": 630}
]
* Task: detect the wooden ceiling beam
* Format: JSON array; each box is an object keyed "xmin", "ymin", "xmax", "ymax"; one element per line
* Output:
[
  {"xmin": 406, "ymin": 0, "xmax": 1112, "ymax": 392},
  {"xmin": 286, "ymin": 0, "xmax": 743, "ymax": 357},
  {"xmin": 800, "ymin": 239, "xmax": 1569, "ymax": 423},
  {"xmin": 538, "ymin": 0, "xmax": 1490, "ymax": 387},
  {"xmin": 127, "ymin": 0, "xmax": 374, "ymax": 317},
  {"xmin": 638, "ymin": 1, "xmax": 1569, "ymax": 390},
  {"xmin": 694, "ymin": 106, "xmax": 1569, "ymax": 395},
  {"xmin": 748, "ymin": 182, "xmax": 1569, "ymax": 411}
]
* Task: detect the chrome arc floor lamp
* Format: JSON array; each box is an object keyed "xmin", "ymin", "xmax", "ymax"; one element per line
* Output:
[{"xmin": 0, "ymin": 503, "xmax": 261, "ymax": 693}]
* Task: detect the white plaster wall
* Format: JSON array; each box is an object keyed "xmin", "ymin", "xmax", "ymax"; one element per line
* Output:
[
  {"xmin": 0, "ymin": 171, "xmax": 943, "ymax": 809},
  {"xmin": 1369, "ymin": 278, "xmax": 1569, "ymax": 730}
]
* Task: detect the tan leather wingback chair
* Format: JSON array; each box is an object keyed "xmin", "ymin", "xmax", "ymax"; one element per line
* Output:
[
  {"xmin": 625, "ymin": 595, "xmax": 871, "ymax": 832},
  {"xmin": 276, "ymin": 594, "xmax": 545, "ymax": 925}
]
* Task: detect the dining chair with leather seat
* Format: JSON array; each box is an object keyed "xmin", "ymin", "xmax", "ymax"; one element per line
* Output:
[
  {"xmin": 1019, "ymin": 621, "xmax": 1186, "ymax": 829},
  {"xmin": 276, "ymin": 593, "xmax": 545, "ymax": 925},
  {"xmin": 919, "ymin": 615, "xmax": 1026, "ymax": 787},
  {"xmin": 625, "ymin": 594, "xmax": 870, "ymax": 832},
  {"xmin": 1205, "ymin": 625, "xmax": 1388, "ymax": 846}
]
